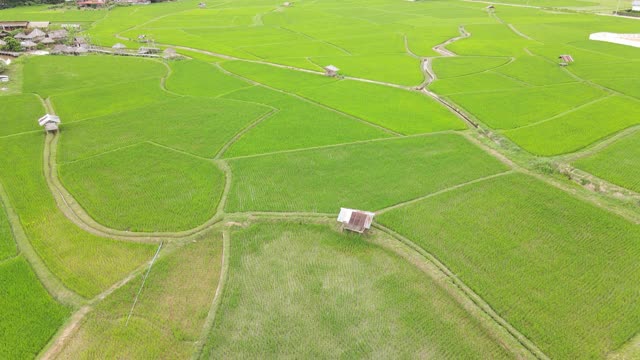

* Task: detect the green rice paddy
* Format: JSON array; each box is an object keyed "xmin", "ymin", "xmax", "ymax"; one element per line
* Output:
[{"xmin": 1, "ymin": 0, "xmax": 639, "ymax": 358}]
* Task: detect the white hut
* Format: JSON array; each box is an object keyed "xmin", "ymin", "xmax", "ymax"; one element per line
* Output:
[
  {"xmin": 163, "ymin": 47, "xmax": 178, "ymax": 59},
  {"xmin": 337, "ymin": 208, "xmax": 375, "ymax": 234},
  {"xmin": 324, "ymin": 65, "xmax": 339, "ymax": 77},
  {"xmin": 633, "ymin": 0, "xmax": 640, "ymax": 11},
  {"xmin": 38, "ymin": 114, "xmax": 61, "ymax": 133},
  {"xmin": 112, "ymin": 43, "xmax": 127, "ymax": 53}
]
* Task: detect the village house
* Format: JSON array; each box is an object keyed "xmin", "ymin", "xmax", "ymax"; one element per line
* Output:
[{"xmin": 0, "ymin": 21, "xmax": 28, "ymax": 31}]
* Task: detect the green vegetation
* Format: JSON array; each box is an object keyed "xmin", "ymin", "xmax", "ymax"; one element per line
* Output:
[
  {"xmin": 0, "ymin": 200, "xmax": 16, "ymax": 261},
  {"xmin": 23, "ymin": 56, "xmax": 167, "ymax": 98},
  {"xmin": 0, "ymin": 94, "xmax": 43, "ymax": 137},
  {"xmin": 203, "ymin": 222, "xmax": 511, "ymax": 358},
  {"xmin": 505, "ymin": 95, "xmax": 640, "ymax": 155},
  {"xmin": 60, "ymin": 143, "xmax": 224, "ymax": 232},
  {"xmin": 432, "ymin": 56, "xmax": 511, "ymax": 79},
  {"xmin": 59, "ymin": 232, "xmax": 222, "ymax": 359},
  {"xmin": 379, "ymin": 173, "xmax": 640, "ymax": 359},
  {"xmin": 0, "ymin": 134, "xmax": 155, "ymax": 298},
  {"xmin": 0, "ymin": 257, "xmax": 69, "ymax": 359},
  {"xmin": 58, "ymin": 96, "xmax": 270, "ymax": 162},
  {"xmin": 226, "ymin": 134, "xmax": 508, "ymax": 212},
  {"xmin": 223, "ymin": 86, "xmax": 392, "ymax": 157},
  {"xmin": 166, "ymin": 60, "xmax": 252, "ymax": 98},
  {"xmin": 574, "ymin": 130, "xmax": 640, "ymax": 192}
]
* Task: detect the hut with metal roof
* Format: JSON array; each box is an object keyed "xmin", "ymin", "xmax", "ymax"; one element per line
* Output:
[
  {"xmin": 337, "ymin": 208, "xmax": 375, "ymax": 234},
  {"xmin": 558, "ymin": 54, "xmax": 574, "ymax": 66},
  {"xmin": 324, "ymin": 65, "xmax": 339, "ymax": 77},
  {"xmin": 38, "ymin": 114, "xmax": 61, "ymax": 133}
]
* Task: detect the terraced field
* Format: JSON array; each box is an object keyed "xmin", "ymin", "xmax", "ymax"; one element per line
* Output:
[{"xmin": 1, "ymin": 0, "xmax": 639, "ymax": 358}]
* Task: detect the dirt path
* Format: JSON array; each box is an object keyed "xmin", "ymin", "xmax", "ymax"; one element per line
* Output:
[{"xmin": 432, "ymin": 26, "xmax": 470, "ymax": 57}]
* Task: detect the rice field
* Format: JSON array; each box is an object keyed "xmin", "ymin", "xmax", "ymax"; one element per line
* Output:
[
  {"xmin": 226, "ymin": 134, "xmax": 509, "ymax": 213},
  {"xmin": 0, "ymin": 134, "xmax": 156, "ymax": 298},
  {"xmin": 573, "ymin": 130, "xmax": 640, "ymax": 193},
  {"xmin": 1, "ymin": 0, "xmax": 639, "ymax": 357},
  {"xmin": 0, "ymin": 257, "xmax": 70, "ymax": 359},
  {"xmin": 378, "ymin": 173, "xmax": 640, "ymax": 359},
  {"xmin": 59, "ymin": 142, "xmax": 224, "ymax": 232},
  {"xmin": 58, "ymin": 231, "xmax": 223, "ymax": 359},
  {"xmin": 202, "ymin": 222, "xmax": 512, "ymax": 358}
]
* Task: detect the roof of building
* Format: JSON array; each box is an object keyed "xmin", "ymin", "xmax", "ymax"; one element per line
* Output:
[
  {"xmin": 324, "ymin": 65, "xmax": 339, "ymax": 72},
  {"xmin": 40, "ymin": 37, "xmax": 54, "ymax": 44},
  {"xmin": 38, "ymin": 114, "xmax": 61, "ymax": 126},
  {"xmin": 25, "ymin": 28, "xmax": 46, "ymax": 39},
  {"xmin": 559, "ymin": 54, "xmax": 574, "ymax": 62},
  {"xmin": 44, "ymin": 122, "xmax": 59, "ymax": 131},
  {"xmin": 20, "ymin": 40, "xmax": 37, "ymax": 47},
  {"xmin": 337, "ymin": 208, "xmax": 375, "ymax": 233},
  {"xmin": 48, "ymin": 29, "xmax": 68, "ymax": 39},
  {"xmin": 112, "ymin": 43, "xmax": 127, "ymax": 49},
  {"xmin": 14, "ymin": 32, "xmax": 28, "ymax": 39},
  {"xmin": 28, "ymin": 21, "xmax": 50, "ymax": 28},
  {"xmin": 0, "ymin": 21, "xmax": 29, "ymax": 27}
]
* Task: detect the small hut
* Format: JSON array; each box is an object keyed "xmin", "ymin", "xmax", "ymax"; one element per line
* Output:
[
  {"xmin": 38, "ymin": 114, "xmax": 61, "ymax": 133},
  {"xmin": 0, "ymin": 75, "xmax": 9, "ymax": 83},
  {"xmin": 74, "ymin": 37, "xmax": 88, "ymax": 48},
  {"xmin": 14, "ymin": 32, "xmax": 28, "ymax": 40},
  {"xmin": 198, "ymin": 2, "xmax": 206, "ymax": 8},
  {"xmin": 51, "ymin": 44, "xmax": 68, "ymax": 55},
  {"xmin": 25, "ymin": 28, "xmax": 46, "ymax": 41},
  {"xmin": 48, "ymin": 29, "xmax": 68, "ymax": 42},
  {"xmin": 558, "ymin": 54, "xmax": 574, "ymax": 66},
  {"xmin": 40, "ymin": 37, "xmax": 54, "ymax": 45},
  {"xmin": 283, "ymin": 1, "xmax": 292, "ymax": 6},
  {"xmin": 163, "ymin": 47, "xmax": 178, "ymax": 59},
  {"xmin": 137, "ymin": 34, "xmax": 148, "ymax": 43},
  {"xmin": 20, "ymin": 40, "xmax": 37, "ymax": 49},
  {"xmin": 324, "ymin": 65, "xmax": 339, "ymax": 77},
  {"xmin": 487, "ymin": 4, "xmax": 495, "ymax": 10},
  {"xmin": 337, "ymin": 208, "xmax": 375, "ymax": 234},
  {"xmin": 112, "ymin": 43, "xmax": 127, "ymax": 53}
]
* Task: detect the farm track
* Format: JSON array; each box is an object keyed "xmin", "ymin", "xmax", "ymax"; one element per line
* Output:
[{"xmin": 432, "ymin": 26, "xmax": 470, "ymax": 57}]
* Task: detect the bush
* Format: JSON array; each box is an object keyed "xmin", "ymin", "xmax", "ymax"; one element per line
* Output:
[{"xmin": 2, "ymin": 37, "xmax": 21, "ymax": 52}]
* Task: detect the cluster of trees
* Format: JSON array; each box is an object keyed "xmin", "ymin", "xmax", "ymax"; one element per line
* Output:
[{"xmin": 0, "ymin": 0, "xmax": 64, "ymax": 9}]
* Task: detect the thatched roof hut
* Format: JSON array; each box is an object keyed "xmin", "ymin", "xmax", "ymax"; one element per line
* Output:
[
  {"xmin": 14, "ymin": 32, "xmax": 28, "ymax": 40},
  {"xmin": 40, "ymin": 37, "xmax": 54, "ymax": 45},
  {"xmin": 25, "ymin": 28, "xmax": 46, "ymax": 40},
  {"xmin": 51, "ymin": 44, "xmax": 68, "ymax": 55},
  {"xmin": 163, "ymin": 47, "xmax": 178, "ymax": 59},
  {"xmin": 20, "ymin": 40, "xmax": 37, "ymax": 49},
  {"xmin": 48, "ymin": 30, "xmax": 68, "ymax": 41}
]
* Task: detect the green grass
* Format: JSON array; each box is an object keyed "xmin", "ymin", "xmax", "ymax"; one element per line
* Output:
[
  {"xmin": 504, "ymin": 95, "xmax": 640, "ymax": 155},
  {"xmin": 0, "ymin": 257, "xmax": 70, "ymax": 359},
  {"xmin": 0, "ymin": 94, "xmax": 44, "ymax": 137},
  {"xmin": 449, "ymin": 83, "xmax": 607, "ymax": 129},
  {"xmin": 309, "ymin": 54, "xmax": 423, "ymax": 86},
  {"xmin": 202, "ymin": 222, "xmax": 511, "ymax": 359},
  {"xmin": 574, "ymin": 130, "xmax": 640, "ymax": 193},
  {"xmin": 0, "ymin": 134, "xmax": 155, "ymax": 298},
  {"xmin": 58, "ymin": 231, "xmax": 223, "ymax": 359},
  {"xmin": 430, "ymin": 72, "xmax": 527, "ymax": 95},
  {"xmin": 166, "ymin": 60, "xmax": 252, "ymax": 97},
  {"xmin": 23, "ymin": 56, "xmax": 167, "ymax": 97},
  {"xmin": 378, "ymin": 173, "xmax": 640, "ymax": 359},
  {"xmin": 58, "ymin": 96, "xmax": 270, "ymax": 162},
  {"xmin": 223, "ymin": 86, "xmax": 392, "ymax": 157},
  {"xmin": 59, "ymin": 143, "xmax": 224, "ymax": 232},
  {"xmin": 226, "ymin": 134, "xmax": 509, "ymax": 213},
  {"xmin": 0, "ymin": 199, "xmax": 16, "ymax": 261}
]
